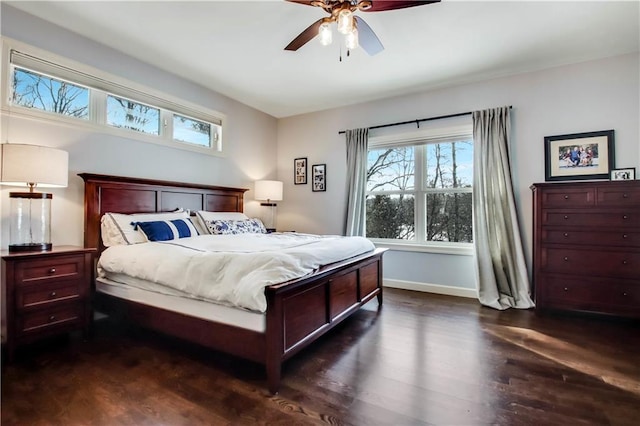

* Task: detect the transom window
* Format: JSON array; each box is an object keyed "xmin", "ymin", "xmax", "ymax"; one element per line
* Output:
[
  {"xmin": 366, "ymin": 127, "xmax": 474, "ymax": 245},
  {"xmin": 4, "ymin": 41, "xmax": 225, "ymax": 155}
]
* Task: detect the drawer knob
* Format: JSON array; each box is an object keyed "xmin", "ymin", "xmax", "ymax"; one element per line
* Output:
[
  {"xmin": 48, "ymin": 268, "xmax": 56, "ymax": 274},
  {"xmin": 50, "ymin": 291, "xmax": 57, "ymax": 298},
  {"xmin": 623, "ymin": 292, "xmax": 628, "ymax": 297},
  {"xmin": 563, "ymin": 257, "xmax": 569, "ymax": 262},
  {"xmin": 623, "ymin": 234, "xmax": 628, "ymax": 239},
  {"xmin": 622, "ymin": 260, "xmax": 628, "ymax": 265},
  {"xmin": 623, "ymin": 215, "xmax": 628, "ymax": 220},
  {"xmin": 563, "ymin": 287, "xmax": 568, "ymax": 291},
  {"xmin": 564, "ymin": 215, "xmax": 569, "ymax": 220},
  {"xmin": 622, "ymin": 193, "xmax": 628, "ymax": 198},
  {"xmin": 564, "ymin": 195, "xmax": 569, "ymax": 200},
  {"xmin": 49, "ymin": 315, "xmax": 56, "ymax": 322},
  {"xmin": 563, "ymin": 233, "xmax": 569, "ymax": 238}
]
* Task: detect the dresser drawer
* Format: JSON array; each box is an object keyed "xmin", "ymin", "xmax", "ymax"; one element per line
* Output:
[
  {"xmin": 539, "ymin": 188, "xmax": 595, "ymax": 208},
  {"xmin": 15, "ymin": 255, "xmax": 85, "ymax": 285},
  {"xmin": 597, "ymin": 186, "xmax": 640, "ymax": 206},
  {"xmin": 17, "ymin": 304, "xmax": 83, "ymax": 335},
  {"xmin": 16, "ymin": 281, "xmax": 84, "ymax": 311},
  {"xmin": 539, "ymin": 276, "xmax": 611, "ymax": 306},
  {"xmin": 542, "ymin": 247, "xmax": 640, "ymax": 279},
  {"xmin": 543, "ymin": 211, "xmax": 639, "ymax": 228},
  {"xmin": 542, "ymin": 229, "xmax": 640, "ymax": 247}
]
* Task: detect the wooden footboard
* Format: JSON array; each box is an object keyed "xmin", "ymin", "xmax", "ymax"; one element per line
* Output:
[
  {"xmin": 80, "ymin": 173, "xmax": 385, "ymax": 393},
  {"xmin": 265, "ymin": 248, "xmax": 385, "ymax": 393}
]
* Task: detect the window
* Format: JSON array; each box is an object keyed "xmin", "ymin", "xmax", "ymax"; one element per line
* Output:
[
  {"xmin": 12, "ymin": 67, "xmax": 89, "ymax": 119},
  {"xmin": 366, "ymin": 127, "xmax": 473, "ymax": 246},
  {"xmin": 3, "ymin": 40, "xmax": 225, "ymax": 155}
]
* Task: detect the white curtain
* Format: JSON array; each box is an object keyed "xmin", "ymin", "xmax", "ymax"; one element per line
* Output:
[
  {"xmin": 345, "ymin": 128, "xmax": 369, "ymax": 236},
  {"xmin": 472, "ymin": 107, "xmax": 534, "ymax": 310}
]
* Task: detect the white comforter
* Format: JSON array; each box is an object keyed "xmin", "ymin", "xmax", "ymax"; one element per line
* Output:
[{"xmin": 97, "ymin": 233, "xmax": 375, "ymax": 313}]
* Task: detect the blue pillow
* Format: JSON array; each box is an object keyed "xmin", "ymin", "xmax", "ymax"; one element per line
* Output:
[{"xmin": 134, "ymin": 218, "xmax": 199, "ymax": 242}]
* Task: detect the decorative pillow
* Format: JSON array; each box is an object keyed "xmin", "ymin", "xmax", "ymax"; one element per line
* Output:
[
  {"xmin": 101, "ymin": 210, "xmax": 189, "ymax": 246},
  {"xmin": 207, "ymin": 218, "xmax": 267, "ymax": 235},
  {"xmin": 195, "ymin": 211, "xmax": 249, "ymax": 234},
  {"xmin": 134, "ymin": 218, "xmax": 199, "ymax": 242}
]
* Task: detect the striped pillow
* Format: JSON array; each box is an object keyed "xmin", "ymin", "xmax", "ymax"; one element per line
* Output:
[{"xmin": 134, "ymin": 218, "xmax": 199, "ymax": 242}]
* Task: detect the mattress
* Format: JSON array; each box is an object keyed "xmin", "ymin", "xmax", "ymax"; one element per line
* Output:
[{"xmin": 96, "ymin": 277, "xmax": 266, "ymax": 332}]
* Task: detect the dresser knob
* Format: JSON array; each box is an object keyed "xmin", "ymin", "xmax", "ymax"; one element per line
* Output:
[
  {"xmin": 623, "ymin": 234, "xmax": 628, "ymax": 239},
  {"xmin": 563, "ymin": 233, "xmax": 569, "ymax": 238},
  {"xmin": 564, "ymin": 195, "xmax": 569, "ymax": 200},
  {"xmin": 622, "ymin": 260, "xmax": 628, "ymax": 265},
  {"xmin": 564, "ymin": 215, "xmax": 569, "ymax": 220},
  {"xmin": 563, "ymin": 256, "xmax": 569, "ymax": 261},
  {"xmin": 623, "ymin": 215, "xmax": 628, "ymax": 220},
  {"xmin": 49, "ymin": 315, "xmax": 56, "ymax": 322},
  {"xmin": 623, "ymin": 292, "xmax": 628, "ymax": 297},
  {"xmin": 563, "ymin": 287, "xmax": 568, "ymax": 291},
  {"xmin": 48, "ymin": 268, "xmax": 56, "ymax": 274},
  {"xmin": 622, "ymin": 193, "xmax": 628, "ymax": 198},
  {"xmin": 50, "ymin": 291, "xmax": 57, "ymax": 298}
]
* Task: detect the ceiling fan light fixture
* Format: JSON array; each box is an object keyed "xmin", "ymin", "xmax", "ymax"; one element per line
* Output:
[
  {"xmin": 337, "ymin": 9, "xmax": 354, "ymax": 35},
  {"xmin": 318, "ymin": 22, "xmax": 333, "ymax": 46},
  {"xmin": 345, "ymin": 28, "xmax": 359, "ymax": 50}
]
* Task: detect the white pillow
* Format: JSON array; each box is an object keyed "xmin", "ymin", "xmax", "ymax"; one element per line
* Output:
[
  {"xmin": 195, "ymin": 211, "xmax": 248, "ymax": 234},
  {"xmin": 101, "ymin": 210, "xmax": 189, "ymax": 246}
]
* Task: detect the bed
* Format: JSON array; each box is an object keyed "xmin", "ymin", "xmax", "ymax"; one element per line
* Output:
[{"xmin": 80, "ymin": 173, "xmax": 385, "ymax": 393}]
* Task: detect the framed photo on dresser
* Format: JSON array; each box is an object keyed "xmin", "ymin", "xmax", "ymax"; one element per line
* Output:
[{"xmin": 544, "ymin": 129, "xmax": 614, "ymax": 181}]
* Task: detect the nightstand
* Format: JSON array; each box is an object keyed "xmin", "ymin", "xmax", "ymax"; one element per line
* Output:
[{"xmin": 1, "ymin": 246, "xmax": 95, "ymax": 362}]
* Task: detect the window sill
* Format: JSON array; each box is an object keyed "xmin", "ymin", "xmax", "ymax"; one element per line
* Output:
[{"xmin": 371, "ymin": 240, "xmax": 474, "ymax": 256}]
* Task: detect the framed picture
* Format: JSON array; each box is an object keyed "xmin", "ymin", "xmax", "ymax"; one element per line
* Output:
[
  {"xmin": 312, "ymin": 164, "xmax": 326, "ymax": 192},
  {"xmin": 610, "ymin": 167, "xmax": 635, "ymax": 181},
  {"xmin": 544, "ymin": 130, "xmax": 614, "ymax": 181},
  {"xmin": 294, "ymin": 157, "xmax": 307, "ymax": 185}
]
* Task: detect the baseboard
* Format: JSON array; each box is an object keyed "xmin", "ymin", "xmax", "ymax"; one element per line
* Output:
[{"xmin": 383, "ymin": 279, "xmax": 477, "ymax": 299}]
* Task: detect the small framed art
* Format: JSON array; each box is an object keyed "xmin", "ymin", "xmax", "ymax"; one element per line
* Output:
[
  {"xmin": 294, "ymin": 157, "xmax": 307, "ymax": 185},
  {"xmin": 312, "ymin": 164, "xmax": 326, "ymax": 192},
  {"xmin": 544, "ymin": 130, "xmax": 614, "ymax": 181},
  {"xmin": 610, "ymin": 167, "xmax": 635, "ymax": 181}
]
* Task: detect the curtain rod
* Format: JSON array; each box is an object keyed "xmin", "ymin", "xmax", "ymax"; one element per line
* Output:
[{"xmin": 337, "ymin": 106, "xmax": 512, "ymax": 135}]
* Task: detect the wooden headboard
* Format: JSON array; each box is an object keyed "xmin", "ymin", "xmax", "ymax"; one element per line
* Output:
[{"xmin": 79, "ymin": 173, "xmax": 248, "ymax": 252}]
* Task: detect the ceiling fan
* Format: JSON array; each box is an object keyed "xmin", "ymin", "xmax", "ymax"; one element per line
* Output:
[{"xmin": 284, "ymin": 0, "xmax": 440, "ymax": 56}]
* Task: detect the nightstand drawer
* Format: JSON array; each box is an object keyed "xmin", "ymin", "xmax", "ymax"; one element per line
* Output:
[
  {"xmin": 16, "ymin": 255, "xmax": 85, "ymax": 285},
  {"xmin": 16, "ymin": 281, "xmax": 83, "ymax": 310},
  {"xmin": 17, "ymin": 304, "xmax": 83, "ymax": 334}
]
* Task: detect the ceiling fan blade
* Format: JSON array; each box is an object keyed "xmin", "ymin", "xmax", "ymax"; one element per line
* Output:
[
  {"xmin": 285, "ymin": 0, "xmax": 316, "ymax": 6},
  {"xmin": 354, "ymin": 16, "xmax": 384, "ymax": 56},
  {"xmin": 365, "ymin": 1, "xmax": 440, "ymax": 12},
  {"xmin": 285, "ymin": 18, "xmax": 324, "ymax": 51}
]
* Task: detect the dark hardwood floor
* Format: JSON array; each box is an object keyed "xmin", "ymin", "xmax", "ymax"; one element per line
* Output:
[{"xmin": 2, "ymin": 288, "xmax": 639, "ymax": 425}]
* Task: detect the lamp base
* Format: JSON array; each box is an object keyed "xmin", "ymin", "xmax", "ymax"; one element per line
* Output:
[{"xmin": 8, "ymin": 243, "xmax": 52, "ymax": 253}]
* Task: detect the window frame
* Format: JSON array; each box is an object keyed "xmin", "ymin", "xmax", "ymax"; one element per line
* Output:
[
  {"xmin": 1, "ymin": 37, "xmax": 225, "ymax": 156},
  {"xmin": 366, "ymin": 124, "xmax": 474, "ymax": 256}
]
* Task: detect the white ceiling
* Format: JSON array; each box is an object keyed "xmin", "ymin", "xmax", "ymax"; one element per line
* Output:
[{"xmin": 6, "ymin": 0, "xmax": 640, "ymax": 118}]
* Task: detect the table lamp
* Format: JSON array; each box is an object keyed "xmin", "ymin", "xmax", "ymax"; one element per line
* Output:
[
  {"xmin": 0, "ymin": 143, "xmax": 69, "ymax": 252},
  {"xmin": 254, "ymin": 180, "xmax": 283, "ymax": 233}
]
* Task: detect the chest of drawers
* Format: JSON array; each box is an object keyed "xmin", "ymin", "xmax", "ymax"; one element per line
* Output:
[
  {"xmin": 1, "ymin": 246, "xmax": 95, "ymax": 361},
  {"xmin": 531, "ymin": 181, "xmax": 640, "ymax": 318}
]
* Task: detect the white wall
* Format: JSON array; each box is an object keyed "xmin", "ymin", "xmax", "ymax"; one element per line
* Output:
[
  {"xmin": 0, "ymin": 5, "xmax": 279, "ymax": 249},
  {"xmin": 277, "ymin": 53, "xmax": 640, "ymax": 290}
]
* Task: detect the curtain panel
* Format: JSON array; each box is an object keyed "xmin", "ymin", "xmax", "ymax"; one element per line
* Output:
[
  {"xmin": 344, "ymin": 128, "xmax": 369, "ymax": 236},
  {"xmin": 472, "ymin": 107, "xmax": 534, "ymax": 310}
]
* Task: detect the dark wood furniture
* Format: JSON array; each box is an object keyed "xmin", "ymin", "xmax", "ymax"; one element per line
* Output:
[
  {"xmin": 79, "ymin": 173, "xmax": 385, "ymax": 393},
  {"xmin": 1, "ymin": 246, "xmax": 95, "ymax": 362},
  {"xmin": 531, "ymin": 180, "xmax": 640, "ymax": 318}
]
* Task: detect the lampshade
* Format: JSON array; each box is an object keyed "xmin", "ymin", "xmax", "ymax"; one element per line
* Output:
[
  {"xmin": 0, "ymin": 143, "xmax": 69, "ymax": 188},
  {"xmin": 255, "ymin": 180, "xmax": 283, "ymax": 202}
]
